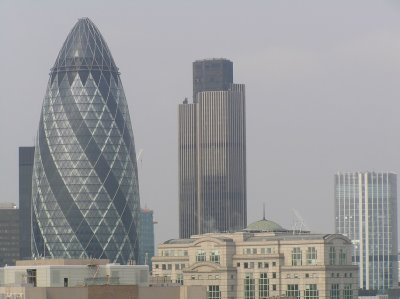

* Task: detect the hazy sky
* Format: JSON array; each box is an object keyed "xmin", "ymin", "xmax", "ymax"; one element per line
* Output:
[{"xmin": 1, "ymin": 1, "xmax": 400, "ymax": 245}]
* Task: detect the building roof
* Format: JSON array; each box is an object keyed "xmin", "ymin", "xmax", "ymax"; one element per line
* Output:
[
  {"xmin": 16, "ymin": 259, "xmax": 110, "ymax": 266},
  {"xmin": 163, "ymin": 239, "xmax": 195, "ymax": 245},
  {"xmin": 244, "ymin": 219, "xmax": 287, "ymax": 233},
  {"xmin": 0, "ymin": 203, "xmax": 17, "ymax": 209},
  {"xmin": 52, "ymin": 17, "xmax": 118, "ymax": 74}
]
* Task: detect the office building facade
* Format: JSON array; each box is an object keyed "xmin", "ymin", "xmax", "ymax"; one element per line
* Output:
[
  {"xmin": 153, "ymin": 220, "xmax": 358, "ymax": 299},
  {"xmin": 335, "ymin": 172, "xmax": 398, "ymax": 290},
  {"xmin": 179, "ymin": 59, "xmax": 246, "ymax": 238},
  {"xmin": 0, "ymin": 203, "xmax": 19, "ymax": 266},
  {"xmin": 31, "ymin": 18, "xmax": 140, "ymax": 264},
  {"xmin": 138, "ymin": 208, "xmax": 155, "ymax": 268},
  {"xmin": 19, "ymin": 146, "xmax": 35, "ymax": 260}
]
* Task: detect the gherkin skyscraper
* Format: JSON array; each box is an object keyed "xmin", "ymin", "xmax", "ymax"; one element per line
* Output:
[{"xmin": 31, "ymin": 18, "xmax": 140, "ymax": 264}]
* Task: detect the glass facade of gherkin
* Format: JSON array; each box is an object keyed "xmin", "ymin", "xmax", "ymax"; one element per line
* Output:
[{"xmin": 31, "ymin": 18, "xmax": 140, "ymax": 264}]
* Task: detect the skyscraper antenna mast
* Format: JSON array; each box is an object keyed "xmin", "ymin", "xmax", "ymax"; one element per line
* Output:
[{"xmin": 263, "ymin": 203, "xmax": 266, "ymax": 220}]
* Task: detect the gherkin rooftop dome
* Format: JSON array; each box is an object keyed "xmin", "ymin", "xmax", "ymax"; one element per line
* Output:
[
  {"xmin": 31, "ymin": 18, "xmax": 140, "ymax": 264},
  {"xmin": 244, "ymin": 219, "xmax": 287, "ymax": 233}
]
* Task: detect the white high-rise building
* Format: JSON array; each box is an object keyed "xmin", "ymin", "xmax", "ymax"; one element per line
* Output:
[{"xmin": 335, "ymin": 172, "xmax": 398, "ymax": 290}]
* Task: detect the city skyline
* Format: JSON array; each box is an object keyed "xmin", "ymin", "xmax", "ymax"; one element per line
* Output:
[{"xmin": 2, "ymin": 1, "xmax": 400, "ymax": 244}]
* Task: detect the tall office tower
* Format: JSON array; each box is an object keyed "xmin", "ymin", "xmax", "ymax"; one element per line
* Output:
[
  {"xmin": 19, "ymin": 146, "xmax": 35, "ymax": 259},
  {"xmin": 31, "ymin": 18, "xmax": 140, "ymax": 264},
  {"xmin": 0, "ymin": 203, "xmax": 19, "ymax": 266},
  {"xmin": 335, "ymin": 172, "xmax": 398, "ymax": 290},
  {"xmin": 179, "ymin": 59, "xmax": 246, "ymax": 238},
  {"xmin": 138, "ymin": 208, "xmax": 155, "ymax": 268}
]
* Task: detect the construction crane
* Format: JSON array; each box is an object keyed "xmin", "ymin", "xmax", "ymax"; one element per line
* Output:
[
  {"xmin": 291, "ymin": 208, "xmax": 309, "ymax": 234},
  {"xmin": 136, "ymin": 149, "xmax": 144, "ymax": 163}
]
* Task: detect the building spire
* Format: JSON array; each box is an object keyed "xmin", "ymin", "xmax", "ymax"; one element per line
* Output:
[{"xmin": 263, "ymin": 203, "xmax": 266, "ymax": 220}]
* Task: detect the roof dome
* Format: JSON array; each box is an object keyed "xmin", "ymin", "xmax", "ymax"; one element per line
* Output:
[{"xmin": 244, "ymin": 219, "xmax": 287, "ymax": 232}]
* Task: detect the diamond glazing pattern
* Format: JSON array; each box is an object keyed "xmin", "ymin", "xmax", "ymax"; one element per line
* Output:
[{"xmin": 31, "ymin": 18, "xmax": 140, "ymax": 264}]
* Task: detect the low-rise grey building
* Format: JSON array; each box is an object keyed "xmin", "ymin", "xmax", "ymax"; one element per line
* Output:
[
  {"xmin": 0, "ymin": 258, "xmax": 205, "ymax": 299},
  {"xmin": 0, "ymin": 259, "xmax": 148, "ymax": 287}
]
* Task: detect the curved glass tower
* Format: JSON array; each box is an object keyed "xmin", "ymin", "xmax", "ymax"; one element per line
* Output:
[{"xmin": 31, "ymin": 18, "xmax": 140, "ymax": 264}]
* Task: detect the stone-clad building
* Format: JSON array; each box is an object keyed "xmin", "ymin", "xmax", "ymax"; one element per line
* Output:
[{"xmin": 152, "ymin": 219, "xmax": 358, "ymax": 299}]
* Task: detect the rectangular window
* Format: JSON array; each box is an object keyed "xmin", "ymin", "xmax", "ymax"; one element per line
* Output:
[
  {"xmin": 330, "ymin": 284, "xmax": 340, "ymax": 299},
  {"xmin": 344, "ymin": 284, "xmax": 353, "ymax": 299},
  {"xmin": 244, "ymin": 248, "xmax": 252, "ymax": 255},
  {"xmin": 304, "ymin": 284, "xmax": 319, "ymax": 299},
  {"xmin": 287, "ymin": 284, "xmax": 300, "ymax": 299},
  {"xmin": 261, "ymin": 248, "xmax": 271, "ymax": 254},
  {"xmin": 210, "ymin": 250, "xmax": 220, "ymax": 264},
  {"xmin": 339, "ymin": 248, "xmax": 346, "ymax": 265},
  {"xmin": 307, "ymin": 247, "xmax": 317, "ymax": 265},
  {"xmin": 208, "ymin": 285, "xmax": 221, "ymax": 299},
  {"xmin": 259, "ymin": 273, "xmax": 269, "ymax": 298},
  {"xmin": 176, "ymin": 273, "xmax": 183, "ymax": 285},
  {"xmin": 244, "ymin": 273, "xmax": 255, "ymax": 299},
  {"xmin": 292, "ymin": 247, "xmax": 302, "ymax": 266},
  {"xmin": 196, "ymin": 249, "xmax": 206, "ymax": 262},
  {"xmin": 329, "ymin": 247, "xmax": 336, "ymax": 265},
  {"xmin": 272, "ymin": 272, "xmax": 276, "ymax": 279}
]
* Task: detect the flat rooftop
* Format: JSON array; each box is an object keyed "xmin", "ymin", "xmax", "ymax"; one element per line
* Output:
[{"xmin": 16, "ymin": 259, "xmax": 110, "ymax": 266}]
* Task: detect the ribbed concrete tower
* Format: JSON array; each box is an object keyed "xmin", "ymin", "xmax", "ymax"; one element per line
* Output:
[
  {"xmin": 179, "ymin": 59, "xmax": 246, "ymax": 238},
  {"xmin": 31, "ymin": 18, "xmax": 140, "ymax": 264}
]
